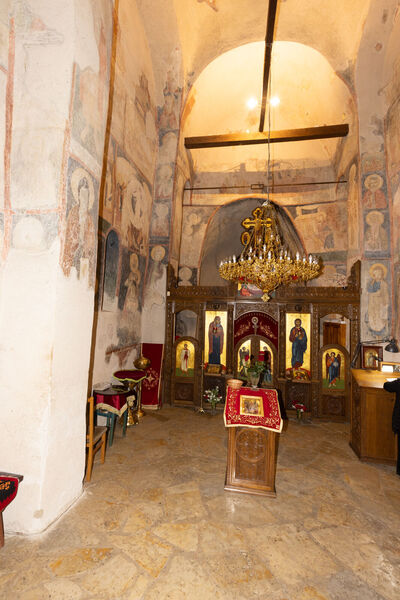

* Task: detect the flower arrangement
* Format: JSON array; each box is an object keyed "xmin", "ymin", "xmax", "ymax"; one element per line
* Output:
[
  {"xmin": 204, "ymin": 386, "xmax": 223, "ymax": 412},
  {"xmin": 292, "ymin": 403, "xmax": 306, "ymax": 420},
  {"xmin": 246, "ymin": 361, "xmax": 265, "ymax": 375}
]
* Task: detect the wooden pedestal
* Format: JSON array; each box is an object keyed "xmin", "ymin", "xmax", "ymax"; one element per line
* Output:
[{"xmin": 224, "ymin": 427, "xmax": 278, "ymax": 497}]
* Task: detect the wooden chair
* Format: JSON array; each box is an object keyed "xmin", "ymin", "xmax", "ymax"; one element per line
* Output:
[{"xmin": 86, "ymin": 396, "xmax": 107, "ymax": 482}]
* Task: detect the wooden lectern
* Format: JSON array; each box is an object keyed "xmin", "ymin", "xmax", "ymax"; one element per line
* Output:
[{"xmin": 225, "ymin": 426, "xmax": 278, "ymax": 496}]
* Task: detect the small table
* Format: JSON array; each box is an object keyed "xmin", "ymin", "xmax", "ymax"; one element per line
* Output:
[
  {"xmin": 93, "ymin": 387, "xmax": 132, "ymax": 446},
  {"xmin": 113, "ymin": 370, "xmax": 147, "ymax": 420}
]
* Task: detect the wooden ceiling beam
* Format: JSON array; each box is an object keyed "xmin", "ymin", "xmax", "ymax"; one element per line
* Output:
[
  {"xmin": 184, "ymin": 124, "xmax": 349, "ymax": 150},
  {"xmin": 259, "ymin": 0, "xmax": 279, "ymax": 132}
]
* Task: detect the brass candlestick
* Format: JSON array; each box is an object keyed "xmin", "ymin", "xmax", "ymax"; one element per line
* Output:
[
  {"xmin": 126, "ymin": 391, "xmax": 139, "ymax": 427},
  {"xmin": 134, "ymin": 355, "xmax": 151, "ymax": 419}
]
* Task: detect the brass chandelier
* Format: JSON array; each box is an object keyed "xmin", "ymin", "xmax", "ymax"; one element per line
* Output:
[{"xmin": 218, "ymin": 199, "xmax": 320, "ymax": 301}]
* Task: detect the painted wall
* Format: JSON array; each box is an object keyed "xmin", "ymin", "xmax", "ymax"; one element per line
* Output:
[
  {"xmin": 141, "ymin": 35, "xmax": 184, "ymax": 344},
  {"xmin": 355, "ymin": 1, "xmax": 399, "ymax": 342},
  {"xmin": 0, "ymin": 0, "xmax": 112, "ymax": 534},
  {"xmin": 382, "ymin": 5, "xmax": 400, "ymax": 349},
  {"xmin": 92, "ymin": 0, "xmax": 158, "ymax": 378}
]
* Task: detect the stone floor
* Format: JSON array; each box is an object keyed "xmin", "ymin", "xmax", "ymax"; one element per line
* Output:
[{"xmin": 1, "ymin": 407, "xmax": 400, "ymax": 599}]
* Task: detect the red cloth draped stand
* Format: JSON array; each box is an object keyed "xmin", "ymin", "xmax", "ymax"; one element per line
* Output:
[
  {"xmin": 224, "ymin": 387, "xmax": 282, "ymax": 497},
  {"xmin": 140, "ymin": 343, "xmax": 164, "ymax": 408},
  {"xmin": 93, "ymin": 388, "xmax": 132, "ymax": 417},
  {"xmin": 224, "ymin": 386, "xmax": 282, "ymax": 432}
]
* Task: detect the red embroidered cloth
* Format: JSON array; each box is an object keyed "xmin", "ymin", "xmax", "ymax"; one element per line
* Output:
[
  {"xmin": 141, "ymin": 343, "xmax": 164, "ymax": 407},
  {"xmin": 224, "ymin": 386, "xmax": 282, "ymax": 433},
  {"xmin": 93, "ymin": 388, "xmax": 132, "ymax": 417},
  {"xmin": 0, "ymin": 474, "xmax": 22, "ymax": 512},
  {"xmin": 113, "ymin": 370, "xmax": 147, "ymax": 383}
]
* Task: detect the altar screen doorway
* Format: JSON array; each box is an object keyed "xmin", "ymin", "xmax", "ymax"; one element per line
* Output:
[{"xmin": 235, "ymin": 335, "xmax": 275, "ymax": 387}]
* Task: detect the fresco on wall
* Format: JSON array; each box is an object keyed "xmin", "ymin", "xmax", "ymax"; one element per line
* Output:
[
  {"xmin": 12, "ymin": 213, "xmax": 59, "ymax": 252},
  {"xmin": 124, "ymin": 73, "xmax": 157, "ymax": 178},
  {"xmin": 170, "ymin": 170, "xmax": 185, "ymax": 263},
  {"xmin": 117, "ymin": 249, "xmax": 145, "ymax": 344},
  {"xmin": 158, "ymin": 130, "xmax": 179, "ymax": 164},
  {"xmin": 151, "ymin": 201, "xmax": 170, "ymax": 239},
  {"xmin": 292, "ymin": 203, "xmax": 347, "ymax": 254},
  {"xmin": 309, "ymin": 263, "xmax": 347, "ymax": 287},
  {"xmin": 71, "ymin": 2, "xmax": 110, "ymax": 162},
  {"xmin": 102, "ymin": 138, "xmax": 115, "ymax": 224},
  {"xmin": 102, "ymin": 230, "xmax": 119, "ymax": 311},
  {"xmin": 361, "ymin": 154, "xmax": 385, "ymax": 175},
  {"xmin": 144, "ymin": 245, "xmax": 167, "ymax": 312},
  {"xmin": 62, "ymin": 159, "xmax": 98, "ymax": 285},
  {"xmin": 115, "ymin": 154, "xmax": 152, "ymax": 254},
  {"xmin": 180, "ymin": 207, "xmax": 210, "ymax": 267},
  {"xmin": 147, "ymin": 56, "xmax": 182, "ymax": 268},
  {"xmin": 364, "ymin": 210, "xmax": 389, "ymax": 255},
  {"xmin": 155, "ymin": 163, "xmax": 174, "ymax": 199},
  {"xmin": 158, "ymin": 67, "xmax": 181, "ymax": 133},
  {"xmin": 362, "ymin": 173, "xmax": 387, "ymax": 209},
  {"xmin": 178, "ymin": 266, "xmax": 197, "ymax": 286},
  {"xmin": 364, "ymin": 262, "xmax": 390, "ymax": 338},
  {"xmin": 347, "ymin": 162, "xmax": 360, "ymax": 250},
  {"xmin": 392, "ymin": 186, "xmax": 400, "ymax": 260}
]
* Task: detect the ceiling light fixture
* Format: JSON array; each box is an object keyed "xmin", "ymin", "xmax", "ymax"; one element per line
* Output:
[
  {"xmin": 270, "ymin": 95, "xmax": 280, "ymax": 107},
  {"xmin": 246, "ymin": 97, "xmax": 258, "ymax": 110}
]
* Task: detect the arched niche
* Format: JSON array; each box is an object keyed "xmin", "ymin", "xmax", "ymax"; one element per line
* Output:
[
  {"xmin": 320, "ymin": 313, "xmax": 350, "ymax": 352},
  {"xmin": 102, "ymin": 230, "xmax": 120, "ymax": 311},
  {"xmin": 199, "ymin": 198, "xmax": 304, "ymax": 286},
  {"xmin": 235, "ymin": 335, "xmax": 277, "ymax": 388},
  {"xmin": 175, "ymin": 309, "xmax": 199, "ymax": 339}
]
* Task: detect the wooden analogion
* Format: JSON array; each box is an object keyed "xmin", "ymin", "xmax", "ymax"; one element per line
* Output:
[
  {"xmin": 350, "ymin": 369, "xmax": 397, "ymax": 464},
  {"xmin": 225, "ymin": 427, "xmax": 278, "ymax": 497}
]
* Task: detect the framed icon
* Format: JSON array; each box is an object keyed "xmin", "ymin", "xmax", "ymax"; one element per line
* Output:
[{"xmin": 362, "ymin": 345, "xmax": 382, "ymax": 370}]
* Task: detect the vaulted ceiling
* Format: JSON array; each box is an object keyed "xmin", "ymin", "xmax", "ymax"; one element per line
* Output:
[{"xmin": 136, "ymin": 0, "xmax": 398, "ymax": 184}]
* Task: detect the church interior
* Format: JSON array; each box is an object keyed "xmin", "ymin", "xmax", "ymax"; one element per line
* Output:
[{"xmin": 1, "ymin": 0, "xmax": 400, "ymax": 598}]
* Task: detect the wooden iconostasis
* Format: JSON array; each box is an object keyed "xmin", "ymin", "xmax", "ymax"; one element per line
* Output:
[{"xmin": 163, "ymin": 262, "xmax": 361, "ymax": 421}]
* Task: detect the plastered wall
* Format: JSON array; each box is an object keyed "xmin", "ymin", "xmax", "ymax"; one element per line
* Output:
[{"xmin": 0, "ymin": 0, "xmax": 113, "ymax": 534}]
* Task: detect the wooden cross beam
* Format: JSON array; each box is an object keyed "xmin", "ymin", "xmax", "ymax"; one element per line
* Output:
[
  {"xmin": 259, "ymin": 0, "xmax": 279, "ymax": 132},
  {"xmin": 184, "ymin": 124, "xmax": 349, "ymax": 150}
]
